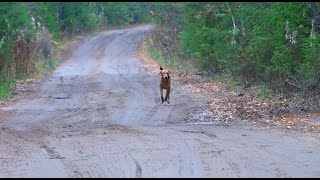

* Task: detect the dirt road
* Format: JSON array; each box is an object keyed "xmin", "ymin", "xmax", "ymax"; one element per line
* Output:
[{"xmin": 0, "ymin": 25, "xmax": 319, "ymax": 178}]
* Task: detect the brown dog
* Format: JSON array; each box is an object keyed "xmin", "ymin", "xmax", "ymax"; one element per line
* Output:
[{"xmin": 159, "ymin": 66, "xmax": 171, "ymax": 104}]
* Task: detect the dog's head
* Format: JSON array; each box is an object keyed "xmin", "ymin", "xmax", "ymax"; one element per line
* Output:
[{"xmin": 159, "ymin": 67, "xmax": 171, "ymax": 80}]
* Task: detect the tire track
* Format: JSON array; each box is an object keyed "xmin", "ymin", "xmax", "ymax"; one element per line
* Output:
[{"xmin": 133, "ymin": 158, "xmax": 143, "ymax": 178}]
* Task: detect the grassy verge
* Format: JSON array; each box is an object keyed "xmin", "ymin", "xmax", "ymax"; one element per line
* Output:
[
  {"xmin": 0, "ymin": 80, "xmax": 13, "ymax": 100},
  {"xmin": 147, "ymin": 44, "xmax": 196, "ymax": 73}
]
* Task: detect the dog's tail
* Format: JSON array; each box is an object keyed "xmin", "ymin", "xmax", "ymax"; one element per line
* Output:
[{"xmin": 160, "ymin": 66, "xmax": 163, "ymax": 70}]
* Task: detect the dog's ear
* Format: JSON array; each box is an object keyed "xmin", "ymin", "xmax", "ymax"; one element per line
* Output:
[
  {"xmin": 168, "ymin": 70, "xmax": 171, "ymax": 74},
  {"xmin": 160, "ymin": 66, "xmax": 163, "ymax": 70},
  {"xmin": 158, "ymin": 70, "xmax": 162, "ymax": 76}
]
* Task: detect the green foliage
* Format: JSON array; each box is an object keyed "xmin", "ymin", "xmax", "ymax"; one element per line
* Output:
[
  {"xmin": 32, "ymin": 2, "xmax": 59, "ymax": 37},
  {"xmin": 100, "ymin": 2, "xmax": 152, "ymax": 26},
  {"xmin": 61, "ymin": 2, "xmax": 101, "ymax": 34},
  {"xmin": 299, "ymin": 32, "xmax": 320, "ymax": 89},
  {"xmin": 152, "ymin": 2, "xmax": 320, "ymax": 94}
]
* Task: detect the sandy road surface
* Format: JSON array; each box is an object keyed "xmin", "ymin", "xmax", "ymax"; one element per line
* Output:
[{"xmin": 0, "ymin": 25, "xmax": 319, "ymax": 178}]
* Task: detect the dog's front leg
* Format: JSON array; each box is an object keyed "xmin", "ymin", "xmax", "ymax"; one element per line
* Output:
[
  {"xmin": 160, "ymin": 88, "xmax": 164, "ymax": 103},
  {"xmin": 165, "ymin": 88, "xmax": 170, "ymax": 104}
]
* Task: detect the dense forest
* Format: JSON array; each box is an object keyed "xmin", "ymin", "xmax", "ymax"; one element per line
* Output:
[
  {"xmin": 1, "ymin": 2, "xmax": 320, "ymax": 103},
  {"xmin": 150, "ymin": 2, "xmax": 320, "ymax": 96}
]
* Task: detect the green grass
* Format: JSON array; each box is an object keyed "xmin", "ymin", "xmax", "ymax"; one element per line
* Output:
[
  {"xmin": 257, "ymin": 85, "xmax": 271, "ymax": 99},
  {"xmin": 149, "ymin": 48, "xmax": 168, "ymax": 65},
  {"xmin": 148, "ymin": 45, "xmax": 196, "ymax": 73},
  {"xmin": 0, "ymin": 80, "xmax": 13, "ymax": 100}
]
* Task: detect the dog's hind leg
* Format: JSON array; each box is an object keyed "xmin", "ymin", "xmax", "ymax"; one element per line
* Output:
[
  {"xmin": 160, "ymin": 88, "xmax": 164, "ymax": 103},
  {"xmin": 165, "ymin": 88, "xmax": 170, "ymax": 104}
]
